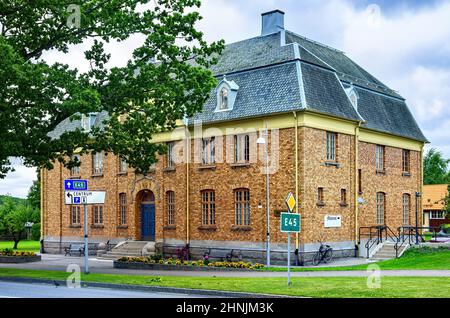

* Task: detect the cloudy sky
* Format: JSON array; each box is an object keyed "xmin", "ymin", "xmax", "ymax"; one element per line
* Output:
[{"xmin": 1, "ymin": 0, "xmax": 449, "ymax": 198}]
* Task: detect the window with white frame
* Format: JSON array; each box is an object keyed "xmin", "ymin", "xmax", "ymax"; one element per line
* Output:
[
  {"xmin": 167, "ymin": 142, "xmax": 175, "ymax": 168},
  {"xmin": 166, "ymin": 191, "xmax": 175, "ymax": 225},
  {"xmin": 81, "ymin": 113, "xmax": 97, "ymax": 132},
  {"xmin": 376, "ymin": 145, "xmax": 385, "ymax": 171},
  {"xmin": 376, "ymin": 192, "xmax": 385, "ymax": 225},
  {"xmin": 326, "ymin": 132, "xmax": 337, "ymax": 161},
  {"xmin": 71, "ymin": 206, "xmax": 81, "ymax": 225},
  {"xmin": 201, "ymin": 190, "xmax": 215, "ymax": 226},
  {"xmin": 71, "ymin": 155, "xmax": 81, "ymax": 176},
  {"xmin": 234, "ymin": 134, "xmax": 250, "ymax": 163},
  {"xmin": 402, "ymin": 194, "xmax": 410, "ymax": 225},
  {"xmin": 92, "ymin": 205, "xmax": 103, "ymax": 225},
  {"xmin": 119, "ymin": 193, "xmax": 127, "ymax": 225},
  {"xmin": 119, "ymin": 157, "xmax": 127, "ymax": 174},
  {"xmin": 202, "ymin": 137, "xmax": 215, "ymax": 165},
  {"xmin": 92, "ymin": 151, "xmax": 103, "ymax": 175},
  {"xmin": 219, "ymin": 87, "xmax": 229, "ymax": 110},
  {"xmin": 430, "ymin": 211, "xmax": 444, "ymax": 219},
  {"xmin": 235, "ymin": 189, "xmax": 250, "ymax": 226}
]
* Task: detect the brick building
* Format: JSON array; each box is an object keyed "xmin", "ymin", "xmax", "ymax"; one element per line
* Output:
[
  {"xmin": 41, "ymin": 10, "xmax": 427, "ymax": 263},
  {"xmin": 422, "ymin": 184, "xmax": 449, "ymax": 229}
]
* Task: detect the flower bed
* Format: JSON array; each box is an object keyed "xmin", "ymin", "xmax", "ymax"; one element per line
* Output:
[
  {"xmin": 0, "ymin": 249, "xmax": 41, "ymax": 263},
  {"xmin": 114, "ymin": 257, "xmax": 264, "ymax": 271}
]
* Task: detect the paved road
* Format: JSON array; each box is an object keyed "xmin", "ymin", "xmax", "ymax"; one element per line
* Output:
[
  {"xmin": 1, "ymin": 254, "xmax": 449, "ymax": 277},
  {"xmin": 0, "ymin": 281, "xmax": 210, "ymax": 298}
]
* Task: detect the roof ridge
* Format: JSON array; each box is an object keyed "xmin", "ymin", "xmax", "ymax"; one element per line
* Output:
[{"xmin": 285, "ymin": 30, "xmax": 344, "ymax": 53}]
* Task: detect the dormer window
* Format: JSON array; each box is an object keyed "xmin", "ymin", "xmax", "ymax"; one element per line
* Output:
[
  {"xmin": 215, "ymin": 75, "xmax": 239, "ymax": 112},
  {"xmin": 345, "ymin": 86, "xmax": 358, "ymax": 111},
  {"xmin": 81, "ymin": 113, "xmax": 97, "ymax": 132},
  {"xmin": 219, "ymin": 87, "xmax": 229, "ymax": 110}
]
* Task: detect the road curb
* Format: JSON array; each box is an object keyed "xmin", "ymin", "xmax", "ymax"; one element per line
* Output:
[{"xmin": 0, "ymin": 276, "xmax": 292, "ymax": 298}]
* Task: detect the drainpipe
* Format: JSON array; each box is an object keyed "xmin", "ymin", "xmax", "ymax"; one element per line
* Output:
[
  {"xmin": 59, "ymin": 163, "xmax": 63, "ymax": 254},
  {"xmin": 185, "ymin": 124, "xmax": 190, "ymax": 245},
  {"xmin": 354, "ymin": 122, "xmax": 361, "ymax": 255},
  {"xmin": 293, "ymin": 112, "xmax": 299, "ymax": 265},
  {"xmin": 40, "ymin": 168, "xmax": 45, "ymax": 253}
]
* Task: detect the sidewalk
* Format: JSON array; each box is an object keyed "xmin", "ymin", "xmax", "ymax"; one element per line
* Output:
[{"xmin": 1, "ymin": 254, "xmax": 449, "ymax": 277}]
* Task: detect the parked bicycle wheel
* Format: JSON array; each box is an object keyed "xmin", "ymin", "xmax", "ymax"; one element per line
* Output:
[
  {"xmin": 312, "ymin": 251, "xmax": 322, "ymax": 266},
  {"xmin": 324, "ymin": 249, "xmax": 333, "ymax": 263}
]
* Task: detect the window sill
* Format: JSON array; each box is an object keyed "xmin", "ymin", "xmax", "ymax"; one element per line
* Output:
[
  {"xmin": 317, "ymin": 202, "xmax": 326, "ymax": 207},
  {"xmin": 91, "ymin": 174, "xmax": 104, "ymax": 178},
  {"xmin": 402, "ymin": 172, "xmax": 411, "ymax": 177},
  {"xmin": 339, "ymin": 203, "xmax": 348, "ymax": 207},
  {"xmin": 117, "ymin": 225, "xmax": 128, "ymax": 229},
  {"xmin": 164, "ymin": 225, "xmax": 177, "ymax": 231},
  {"xmin": 198, "ymin": 225, "xmax": 217, "ymax": 231},
  {"xmin": 69, "ymin": 175, "xmax": 81, "ymax": 179},
  {"xmin": 231, "ymin": 226, "xmax": 252, "ymax": 232},
  {"xmin": 376, "ymin": 170, "xmax": 386, "ymax": 175},
  {"xmin": 324, "ymin": 161, "xmax": 340, "ymax": 168},
  {"xmin": 91, "ymin": 224, "xmax": 104, "ymax": 229},
  {"xmin": 163, "ymin": 167, "xmax": 176, "ymax": 173},
  {"xmin": 69, "ymin": 225, "xmax": 82, "ymax": 229},
  {"xmin": 230, "ymin": 162, "xmax": 250, "ymax": 168},
  {"xmin": 117, "ymin": 172, "xmax": 128, "ymax": 176},
  {"xmin": 199, "ymin": 164, "xmax": 216, "ymax": 170}
]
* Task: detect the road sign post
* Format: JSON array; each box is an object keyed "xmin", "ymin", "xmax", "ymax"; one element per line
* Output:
[
  {"xmin": 64, "ymin": 180, "xmax": 106, "ymax": 275},
  {"xmin": 281, "ymin": 192, "xmax": 300, "ymax": 286},
  {"xmin": 84, "ymin": 203, "xmax": 89, "ymax": 274},
  {"xmin": 281, "ymin": 212, "xmax": 300, "ymax": 286}
]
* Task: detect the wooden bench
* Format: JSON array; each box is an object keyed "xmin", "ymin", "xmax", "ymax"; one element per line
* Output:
[
  {"xmin": 64, "ymin": 243, "xmax": 85, "ymax": 257},
  {"xmin": 204, "ymin": 248, "xmax": 242, "ymax": 262}
]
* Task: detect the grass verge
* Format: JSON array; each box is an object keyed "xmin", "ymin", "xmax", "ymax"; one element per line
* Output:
[
  {"xmin": 0, "ymin": 240, "xmax": 40, "ymax": 253},
  {"xmin": 263, "ymin": 246, "xmax": 450, "ymax": 272},
  {"xmin": 0, "ymin": 268, "xmax": 448, "ymax": 298}
]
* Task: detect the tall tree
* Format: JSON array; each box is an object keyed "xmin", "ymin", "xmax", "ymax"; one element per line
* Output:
[
  {"xmin": 0, "ymin": 196, "xmax": 40, "ymax": 249},
  {"xmin": 423, "ymin": 148, "xmax": 450, "ymax": 185},
  {"xmin": 0, "ymin": 0, "xmax": 224, "ymax": 177},
  {"xmin": 27, "ymin": 171, "xmax": 41, "ymax": 211}
]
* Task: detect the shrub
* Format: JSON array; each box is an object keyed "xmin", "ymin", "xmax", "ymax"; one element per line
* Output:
[{"xmin": 31, "ymin": 223, "xmax": 41, "ymax": 241}]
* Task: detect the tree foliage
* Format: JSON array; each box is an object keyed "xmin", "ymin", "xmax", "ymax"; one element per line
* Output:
[
  {"xmin": 0, "ymin": 196, "xmax": 40, "ymax": 249},
  {"xmin": 0, "ymin": 0, "xmax": 224, "ymax": 177},
  {"xmin": 423, "ymin": 148, "xmax": 450, "ymax": 185}
]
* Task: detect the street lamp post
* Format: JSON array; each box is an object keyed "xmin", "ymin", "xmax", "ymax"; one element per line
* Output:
[
  {"xmin": 415, "ymin": 192, "xmax": 421, "ymax": 245},
  {"xmin": 257, "ymin": 132, "xmax": 270, "ymax": 267}
]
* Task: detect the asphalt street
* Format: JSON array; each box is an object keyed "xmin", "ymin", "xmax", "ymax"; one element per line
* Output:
[{"xmin": 0, "ymin": 281, "xmax": 211, "ymax": 298}]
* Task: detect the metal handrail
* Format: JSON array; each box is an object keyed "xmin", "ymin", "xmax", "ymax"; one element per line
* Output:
[{"xmin": 359, "ymin": 225, "xmax": 401, "ymax": 258}]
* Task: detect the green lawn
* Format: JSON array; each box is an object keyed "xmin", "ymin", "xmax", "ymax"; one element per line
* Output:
[
  {"xmin": 0, "ymin": 240, "xmax": 40, "ymax": 253},
  {"xmin": 264, "ymin": 247, "xmax": 450, "ymax": 272},
  {"xmin": 0, "ymin": 268, "xmax": 448, "ymax": 298}
]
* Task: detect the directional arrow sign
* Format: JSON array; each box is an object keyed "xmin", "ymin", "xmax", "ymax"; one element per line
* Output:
[
  {"xmin": 64, "ymin": 179, "xmax": 88, "ymax": 191},
  {"xmin": 65, "ymin": 191, "xmax": 106, "ymax": 205}
]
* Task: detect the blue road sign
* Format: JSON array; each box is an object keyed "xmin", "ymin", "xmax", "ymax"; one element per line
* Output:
[
  {"xmin": 73, "ymin": 197, "xmax": 81, "ymax": 204},
  {"xmin": 64, "ymin": 179, "xmax": 88, "ymax": 191}
]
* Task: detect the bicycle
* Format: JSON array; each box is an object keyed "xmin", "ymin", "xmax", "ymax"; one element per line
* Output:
[{"xmin": 312, "ymin": 241, "xmax": 333, "ymax": 266}]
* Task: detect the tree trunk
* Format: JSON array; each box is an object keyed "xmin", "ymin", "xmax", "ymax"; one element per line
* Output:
[{"xmin": 13, "ymin": 240, "xmax": 19, "ymax": 249}]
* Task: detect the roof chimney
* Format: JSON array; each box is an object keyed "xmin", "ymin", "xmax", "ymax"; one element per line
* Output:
[{"xmin": 261, "ymin": 10, "xmax": 285, "ymax": 36}]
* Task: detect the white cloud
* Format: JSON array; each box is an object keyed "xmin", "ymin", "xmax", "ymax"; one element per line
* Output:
[{"xmin": 0, "ymin": 158, "xmax": 37, "ymax": 198}]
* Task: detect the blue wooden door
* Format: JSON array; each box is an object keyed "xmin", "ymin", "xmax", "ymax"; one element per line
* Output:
[{"xmin": 141, "ymin": 204, "xmax": 155, "ymax": 241}]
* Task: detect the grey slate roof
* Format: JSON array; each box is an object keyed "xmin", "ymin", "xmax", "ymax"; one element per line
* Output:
[
  {"xmin": 49, "ymin": 29, "xmax": 427, "ymax": 143},
  {"xmin": 48, "ymin": 111, "xmax": 109, "ymax": 140}
]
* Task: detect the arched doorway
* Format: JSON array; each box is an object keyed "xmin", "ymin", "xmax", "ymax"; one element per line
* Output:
[{"xmin": 138, "ymin": 190, "xmax": 155, "ymax": 241}]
